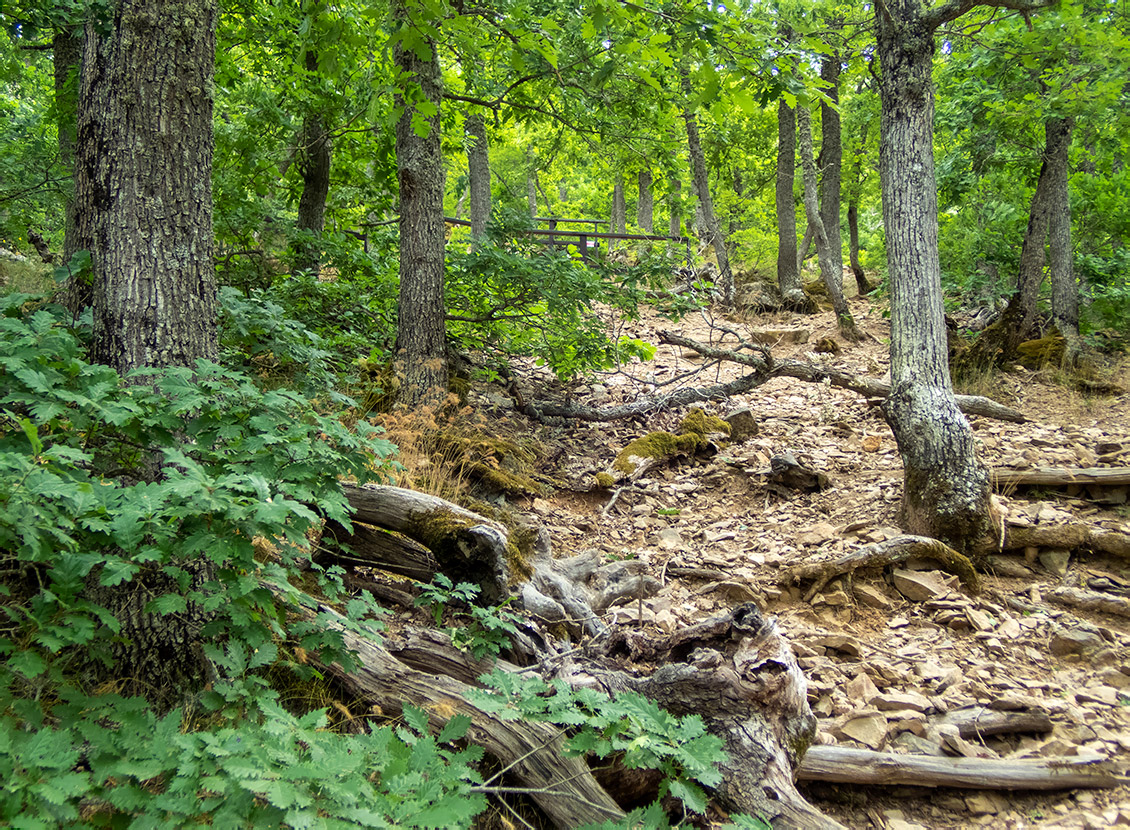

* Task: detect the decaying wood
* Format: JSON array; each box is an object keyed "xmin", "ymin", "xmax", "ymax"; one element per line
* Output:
[
  {"xmin": 993, "ymin": 466, "xmax": 1130, "ymax": 488},
  {"xmin": 571, "ymin": 603, "xmax": 844, "ymax": 829},
  {"xmin": 1045, "ymin": 586, "xmax": 1130, "ymax": 618},
  {"xmin": 320, "ymin": 518, "xmax": 437, "ymax": 581},
  {"xmin": 659, "ymin": 331, "xmax": 1028, "ymax": 424},
  {"xmin": 1003, "ymin": 523, "xmax": 1130, "ymax": 560},
  {"xmin": 340, "ymin": 483, "xmax": 513, "ymax": 603},
  {"xmin": 303, "ymin": 602, "xmax": 627, "ymax": 829},
  {"xmin": 936, "ymin": 706, "xmax": 1053, "ymax": 739},
  {"xmin": 797, "ymin": 746, "xmax": 1124, "ymax": 791},
  {"xmin": 784, "ymin": 535, "xmax": 981, "ymax": 602},
  {"xmin": 766, "ymin": 451, "xmax": 831, "ymax": 493}
]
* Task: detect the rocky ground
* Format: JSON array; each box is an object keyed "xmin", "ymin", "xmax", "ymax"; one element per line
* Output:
[{"xmin": 469, "ymin": 291, "xmax": 1130, "ymax": 829}]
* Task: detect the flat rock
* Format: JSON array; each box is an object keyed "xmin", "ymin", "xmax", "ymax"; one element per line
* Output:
[
  {"xmin": 797, "ymin": 521, "xmax": 838, "ymax": 546},
  {"xmin": 1050, "ymin": 628, "xmax": 1105, "ymax": 657},
  {"xmin": 724, "ymin": 407, "xmax": 759, "ymax": 442},
  {"xmin": 1039, "ymin": 548, "xmax": 1071, "ymax": 576},
  {"xmin": 853, "ymin": 582, "xmax": 893, "ymax": 610},
  {"xmin": 893, "ymin": 569, "xmax": 951, "ymax": 602},
  {"xmin": 655, "ymin": 528, "xmax": 684, "ymax": 550},
  {"xmin": 846, "ymin": 672, "xmax": 880, "ymax": 703},
  {"xmin": 1076, "ymin": 686, "xmax": 1121, "ymax": 706},
  {"xmin": 836, "ymin": 712, "xmax": 889, "ymax": 750},
  {"xmin": 872, "ymin": 691, "xmax": 932, "ymax": 713}
]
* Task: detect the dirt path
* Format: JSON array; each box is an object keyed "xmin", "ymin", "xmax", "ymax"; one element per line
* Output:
[{"xmin": 476, "ymin": 293, "xmax": 1130, "ymax": 829}]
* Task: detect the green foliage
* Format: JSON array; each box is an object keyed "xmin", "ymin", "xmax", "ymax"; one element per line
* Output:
[
  {"xmin": 0, "ymin": 690, "xmax": 487, "ymax": 829},
  {"xmin": 0, "ymin": 294, "xmax": 396, "ymax": 692},
  {"xmin": 415, "ymin": 574, "xmax": 523, "ymax": 659},
  {"xmin": 473, "ymin": 670, "xmax": 726, "ymax": 816},
  {"xmin": 445, "ymin": 238, "xmax": 673, "ymax": 380}
]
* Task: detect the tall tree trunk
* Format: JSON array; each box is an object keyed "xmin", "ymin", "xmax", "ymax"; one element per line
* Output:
[
  {"xmin": 54, "ymin": 30, "xmax": 82, "ymax": 264},
  {"xmin": 799, "ymin": 107, "xmax": 858, "ymax": 338},
  {"xmin": 526, "ymin": 157, "xmax": 538, "ymax": 218},
  {"xmin": 776, "ymin": 99, "xmax": 804, "ymax": 307},
  {"xmin": 394, "ymin": 0, "xmax": 447, "ymax": 404},
  {"xmin": 84, "ymin": 0, "xmax": 218, "ymax": 375},
  {"xmin": 846, "ymin": 122, "xmax": 874, "ymax": 295},
  {"xmin": 637, "ymin": 168, "xmax": 653, "ymax": 232},
  {"xmin": 819, "ymin": 53, "xmax": 845, "ymax": 290},
  {"xmin": 669, "ymin": 178, "xmax": 682, "ymax": 236},
  {"xmin": 681, "ymin": 71, "xmax": 734, "ymax": 305},
  {"xmin": 875, "ymin": 0, "xmax": 995, "ymax": 554},
  {"xmin": 1011, "ymin": 135, "xmax": 1054, "ymax": 348},
  {"xmin": 76, "ymin": 0, "xmax": 219, "ymax": 706},
  {"xmin": 465, "ymin": 113, "xmax": 490, "ymax": 239},
  {"xmin": 295, "ymin": 52, "xmax": 331, "ymax": 275},
  {"xmin": 1046, "ymin": 116, "xmax": 1080, "ymax": 365},
  {"xmin": 610, "ymin": 174, "xmax": 626, "ymax": 247}
]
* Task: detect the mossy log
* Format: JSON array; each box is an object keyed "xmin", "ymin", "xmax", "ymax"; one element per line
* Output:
[
  {"xmin": 783, "ymin": 535, "xmax": 981, "ymax": 602},
  {"xmin": 603, "ymin": 409, "xmax": 731, "ymax": 484}
]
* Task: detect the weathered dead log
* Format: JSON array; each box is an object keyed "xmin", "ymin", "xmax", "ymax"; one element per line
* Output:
[
  {"xmin": 659, "ymin": 331, "xmax": 1028, "ymax": 424},
  {"xmin": 1045, "ymin": 586, "xmax": 1130, "ymax": 618},
  {"xmin": 1003, "ymin": 523, "xmax": 1130, "ymax": 560},
  {"xmin": 567, "ymin": 603, "xmax": 844, "ymax": 829},
  {"xmin": 304, "ymin": 603, "xmax": 626, "ymax": 828},
  {"xmin": 936, "ymin": 706, "xmax": 1053, "ymax": 739},
  {"xmin": 339, "ymin": 483, "xmax": 513, "ymax": 603},
  {"xmin": 320, "ymin": 519, "xmax": 436, "ymax": 581},
  {"xmin": 784, "ymin": 535, "xmax": 981, "ymax": 602},
  {"xmin": 797, "ymin": 746, "xmax": 1124, "ymax": 790},
  {"xmin": 993, "ymin": 466, "xmax": 1130, "ymax": 487}
]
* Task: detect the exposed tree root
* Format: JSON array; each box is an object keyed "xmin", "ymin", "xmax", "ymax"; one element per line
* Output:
[
  {"xmin": 783, "ymin": 535, "xmax": 981, "ymax": 602},
  {"xmin": 1044, "ymin": 586, "xmax": 1130, "ymax": 618}
]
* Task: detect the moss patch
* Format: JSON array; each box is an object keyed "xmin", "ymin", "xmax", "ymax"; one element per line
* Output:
[
  {"xmin": 593, "ymin": 472, "xmax": 616, "ymax": 488},
  {"xmin": 1017, "ymin": 333, "xmax": 1066, "ymax": 369},
  {"xmin": 613, "ymin": 430, "xmax": 705, "ymax": 475},
  {"xmin": 679, "ymin": 408, "xmax": 731, "ymax": 438}
]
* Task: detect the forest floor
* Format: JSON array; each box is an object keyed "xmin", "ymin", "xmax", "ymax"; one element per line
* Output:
[{"xmin": 457, "ymin": 286, "xmax": 1130, "ymax": 830}]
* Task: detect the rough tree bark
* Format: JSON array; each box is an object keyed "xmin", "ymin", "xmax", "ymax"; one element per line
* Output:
[
  {"xmin": 610, "ymin": 174, "xmax": 626, "ymax": 235},
  {"xmin": 1012, "ymin": 124, "xmax": 1056, "ymax": 346},
  {"xmin": 83, "ymin": 0, "xmax": 218, "ymax": 375},
  {"xmin": 526, "ymin": 148, "xmax": 538, "ymax": 218},
  {"xmin": 394, "ymin": 0, "xmax": 448, "ymax": 404},
  {"xmin": 295, "ymin": 50, "xmax": 332, "ymax": 275},
  {"xmin": 875, "ymin": 0, "xmax": 998, "ymax": 553},
  {"xmin": 54, "ymin": 30, "xmax": 82, "ymax": 265},
  {"xmin": 819, "ymin": 52, "xmax": 845, "ymax": 289},
  {"xmin": 75, "ymin": 0, "xmax": 219, "ymax": 705},
  {"xmin": 637, "ymin": 168, "xmax": 653, "ymax": 232},
  {"xmin": 799, "ymin": 106, "xmax": 858, "ymax": 339},
  {"xmin": 465, "ymin": 112, "xmax": 491, "ymax": 239},
  {"xmin": 846, "ymin": 120, "xmax": 874, "ymax": 295},
  {"xmin": 682, "ymin": 77, "xmax": 735, "ymax": 305},
  {"xmin": 1046, "ymin": 116, "xmax": 1080, "ymax": 365},
  {"xmin": 776, "ymin": 99, "xmax": 805, "ymax": 308}
]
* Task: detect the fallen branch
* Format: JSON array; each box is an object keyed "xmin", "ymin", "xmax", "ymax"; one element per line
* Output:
[
  {"xmin": 783, "ymin": 535, "xmax": 981, "ymax": 601},
  {"xmin": 1045, "ymin": 586, "xmax": 1130, "ymax": 618},
  {"xmin": 797, "ymin": 745, "xmax": 1124, "ymax": 790},
  {"xmin": 936, "ymin": 706, "xmax": 1053, "ymax": 739},
  {"xmin": 1003, "ymin": 523, "xmax": 1130, "ymax": 560},
  {"xmin": 660, "ymin": 331, "xmax": 1027, "ymax": 424}
]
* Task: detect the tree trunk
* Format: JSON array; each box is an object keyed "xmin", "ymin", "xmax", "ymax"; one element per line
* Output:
[
  {"xmin": 526, "ymin": 149, "xmax": 538, "ymax": 218},
  {"xmin": 55, "ymin": 28, "xmax": 91, "ymax": 313},
  {"xmin": 83, "ymin": 0, "xmax": 218, "ymax": 375},
  {"xmin": 75, "ymin": 0, "xmax": 219, "ymax": 706},
  {"xmin": 776, "ymin": 99, "xmax": 804, "ymax": 307},
  {"xmin": 1046, "ymin": 117, "xmax": 1080, "ymax": 364},
  {"xmin": 875, "ymin": 0, "xmax": 995, "ymax": 554},
  {"xmin": 819, "ymin": 53, "xmax": 845, "ymax": 289},
  {"xmin": 465, "ymin": 113, "xmax": 490, "ymax": 239},
  {"xmin": 681, "ymin": 72, "xmax": 734, "ymax": 305},
  {"xmin": 394, "ymin": 0, "xmax": 447, "ymax": 405},
  {"xmin": 668, "ymin": 178, "xmax": 681, "ymax": 236},
  {"xmin": 1013, "ymin": 142, "xmax": 1053, "ymax": 347},
  {"xmin": 637, "ymin": 168, "xmax": 653, "ymax": 232},
  {"xmin": 846, "ymin": 122, "xmax": 874, "ymax": 294},
  {"xmin": 799, "ymin": 107, "xmax": 858, "ymax": 338},
  {"xmin": 610, "ymin": 174, "xmax": 626, "ymax": 236},
  {"xmin": 295, "ymin": 51, "xmax": 332, "ymax": 275}
]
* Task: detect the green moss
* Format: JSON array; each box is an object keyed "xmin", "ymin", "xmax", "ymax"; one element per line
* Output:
[
  {"xmin": 613, "ymin": 430, "xmax": 705, "ymax": 475},
  {"xmin": 1017, "ymin": 333, "xmax": 1065, "ymax": 369},
  {"xmin": 679, "ymin": 408, "xmax": 731, "ymax": 437},
  {"xmin": 593, "ymin": 472, "xmax": 616, "ymax": 488}
]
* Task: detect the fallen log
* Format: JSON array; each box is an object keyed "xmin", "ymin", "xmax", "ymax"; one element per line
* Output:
[
  {"xmin": 993, "ymin": 466, "xmax": 1130, "ymax": 488},
  {"xmin": 1045, "ymin": 586, "xmax": 1130, "ymax": 618},
  {"xmin": 797, "ymin": 745, "xmax": 1125, "ymax": 791},
  {"xmin": 783, "ymin": 535, "xmax": 980, "ymax": 602},
  {"xmin": 659, "ymin": 331, "xmax": 1027, "ymax": 423},
  {"xmin": 936, "ymin": 706, "xmax": 1053, "ymax": 739},
  {"xmin": 1003, "ymin": 523, "xmax": 1130, "ymax": 560}
]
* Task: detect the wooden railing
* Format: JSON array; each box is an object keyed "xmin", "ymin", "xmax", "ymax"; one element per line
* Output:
[{"xmin": 446, "ymin": 216, "xmax": 694, "ymax": 263}]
